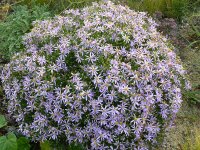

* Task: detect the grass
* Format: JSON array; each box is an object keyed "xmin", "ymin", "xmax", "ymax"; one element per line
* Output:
[
  {"xmin": 160, "ymin": 102, "xmax": 200, "ymax": 150},
  {"xmin": 181, "ymin": 11, "xmax": 200, "ymax": 51},
  {"xmin": 119, "ymin": 0, "xmax": 189, "ymax": 20},
  {"xmin": 179, "ymin": 38, "xmax": 200, "ymax": 105},
  {"xmin": 159, "ymin": 26, "xmax": 200, "ymax": 149},
  {"xmin": 182, "ymin": 128, "xmax": 200, "ymax": 150},
  {"xmin": 14, "ymin": 0, "xmax": 100, "ymax": 13}
]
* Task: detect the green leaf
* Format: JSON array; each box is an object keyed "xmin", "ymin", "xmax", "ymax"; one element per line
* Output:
[
  {"xmin": 0, "ymin": 115, "xmax": 7, "ymax": 128},
  {"xmin": 17, "ymin": 137, "xmax": 30, "ymax": 150},
  {"xmin": 40, "ymin": 141, "xmax": 52, "ymax": 150},
  {"xmin": 0, "ymin": 132, "xmax": 17, "ymax": 150},
  {"xmin": 67, "ymin": 143, "xmax": 85, "ymax": 150}
]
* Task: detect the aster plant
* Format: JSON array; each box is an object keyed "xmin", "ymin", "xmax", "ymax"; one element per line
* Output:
[{"xmin": 1, "ymin": 1, "xmax": 190, "ymax": 149}]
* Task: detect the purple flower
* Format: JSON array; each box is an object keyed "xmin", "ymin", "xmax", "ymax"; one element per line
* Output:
[{"xmin": 37, "ymin": 56, "xmax": 46, "ymax": 66}]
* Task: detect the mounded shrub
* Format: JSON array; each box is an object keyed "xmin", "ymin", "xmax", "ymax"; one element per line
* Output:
[{"xmin": 1, "ymin": 1, "xmax": 190, "ymax": 149}]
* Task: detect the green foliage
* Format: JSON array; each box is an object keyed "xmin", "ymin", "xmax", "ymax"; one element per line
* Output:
[
  {"xmin": 0, "ymin": 4, "xmax": 51, "ymax": 61},
  {"xmin": 17, "ymin": 137, "xmax": 30, "ymax": 150},
  {"xmin": 0, "ymin": 86, "xmax": 3, "ymax": 97},
  {"xmin": 179, "ymin": 12, "xmax": 200, "ymax": 105},
  {"xmin": 67, "ymin": 143, "xmax": 85, "ymax": 150},
  {"xmin": 40, "ymin": 141, "xmax": 52, "ymax": 150},
  {"xmin": 0, "ymin": 132, "xmax": 17, "ymax": 150},
  {"xmin": 122, "ymin": 0, "xmax": 189, "ymax": 19},
  {"xmin": 40, "ymin": 140, "xmax": 85, "ymax": 150},
  {"xmin": 165, "ymin": 0, "xmax": 189, "ymax": 19},
  {"xmin": 18, "ymin": 0, "xmax": 100, "ymax": 13},
  {"xmin": 184, "ymin": 87, "xmax": 200, "ymax": 105},
  {"xmin": 0, "ymin": 114, "xmax": 30, "ymax": 150},
  {"xmin": 188, "ymin": 0, "xmax": 200, "ymax": 12},
  {"xmin": 0, "ymin": 119, "xmax": 30, "ymax": 150},
  {"xmin": 0, "ymin": 115, "xmax": 7, "ymax": 128},
  {"xmin": 182, "ymin": 11, "xmax": 200, "ymax": 49},
  {"xmin": 125, "ymin": 0, "xmax": 165, "ymax": 14}
]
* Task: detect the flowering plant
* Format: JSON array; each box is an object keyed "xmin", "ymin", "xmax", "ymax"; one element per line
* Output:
[{"xmin": 1, "ymin": 1, "xmax": 190, "ymax": 149}]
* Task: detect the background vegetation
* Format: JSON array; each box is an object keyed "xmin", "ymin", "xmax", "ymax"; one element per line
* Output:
[
  {"xmin": 0, "ymin": 0, "xmax": 199, "ymax": 149},
  {"xmin": 0, "ymin": 4, "xmax": 52, "ymax": 61}
]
